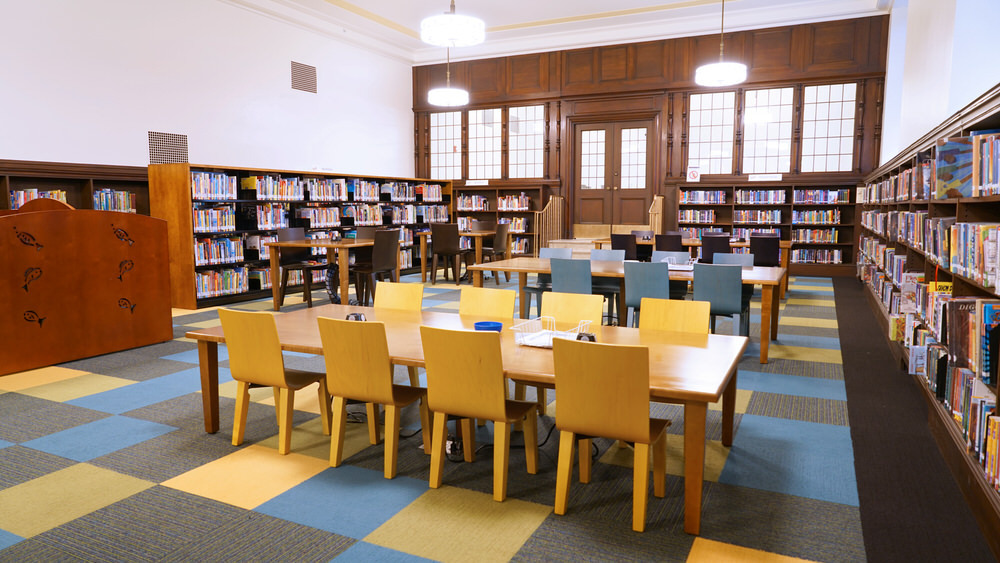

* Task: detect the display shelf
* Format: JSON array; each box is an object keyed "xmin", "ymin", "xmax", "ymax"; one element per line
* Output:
[
  {"xmin": 0, "ymin": 159, "xmax": 149, "ymax": 215},
  {"xmin": 452, "ymin": 180, "xmax": 552, "ymax": 257}
]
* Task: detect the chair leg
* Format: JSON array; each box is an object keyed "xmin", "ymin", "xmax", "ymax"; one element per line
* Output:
[
  {"xmin": 277, "ymin": 387, "xmax": 295, "ymax": 455},
  {"xmin": 367, "ymin": 403, "xmax": 381, "ymax": 444},
  {"xmin": 429, "ymin": 411, "xmax": 448, "ymax": 488},
  {"xmin": 272, "ymin": 387, "xmax": 281, "ymax": 428},
  {"xmin": 329, "ymin": 396, "xmax": 348, "ymax": 467},
  {"xmin": 317, "ymin": 379, "xmax": 331, "ymax": 436},
  {"xmin": 653, "ymin": 431, "xmax": 666, "ymax": 498},
  {"xmin": 453, "ymin": 254, "xmax": 461, "ymax": 286},
  {"xmin": 513, "ymin": 383, "xmax": 526, "ymax": 432},
  {"xmin": 459, "ymin": 418, "xmax": 476, "ymax": 462},
  {"xmin": 303, "ymin": 270, "xmax": 313, "ymax": 307},
  {"xmin": 494, "ymin": 420, "xmax": 510, "ymax": 502},
  {"xmin": 632, "ymin": 442, "xmax": 651, "ymax": 532},
  {"xmin": 554, "ymin": 430, "xmax": 575, "ymax": 515},
  {"xmin": 279, "ymin": 269, "xmax": 290, "ymax": 307},
  {"xmin": 418, "ymin": 394, "xmax": 431, "ymax": 456},
  {"xmin": 523, "ymin": 408, "xmax": 538, "ymax": 474},
  {"xmin": 536, "ymin": 387, "xmax": 547, "ymax": 416},
  {"xmin": 579, "ymin": 438, "xmax": 592, "ymax": 483},
  {"xmin": 431, "ymin": 254, "xmax": 439, "ymax": 284},
  {"xmin": 232, "ymin": 380, "xmax": 251, "ymax": 446},
  {"xmin": 384, "ymin": 403, "xmax": 401, "ymax": 479}
]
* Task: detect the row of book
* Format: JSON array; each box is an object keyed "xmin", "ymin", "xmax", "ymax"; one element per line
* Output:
[
  {"xmin": 498, "ymin": 193, "xmax": 532, "ymax": 211},
  {"xmin": 790, "ymin": 248, "xmax": 842, "ymax": 264},
  {"xmin": 733, "ymin": 227, "xmax": 780, "ymax": 239},
  {"xmin": 195, "ymin": 267, "xmax": 248, "ymax": 298},
  {"xmin": 93, "ymin": 189, "xmax": 136, "ymax": 213},
  {"xmin": 241, "ymin": 175, "xmax": 305, "ymax": 201},
  {"xmin": 791, "ymin": 209, "xmax": 840, "ymax": 224},
  {"xmin": 792, "ymin": 228, "xmax": 838, "ymax": 243},
  {"xmin": 679, "ymin": 190, "xmax": 726, "ymax": 204},
  {"xmin": 858, "ymin": 159, "xmax": 933, "ymax": 203},
  {"xmin": 346, "ymin": 179, "xmax": 382, "ymax": 202},
  {"xmin": 9, "ymin": 189, "xmax": 67, "ymax": 210},
  {"xmin": 733, "ymin": 209, "xmax": 781, "ymax": 224},
  {"xmin": 191, "ymin": 171, "xmax": 238, "ymax": 200},
  {"xmin": 734, "ymin": 190, "xmax": 785, "ymax": 204},
  {"xmin": 498, "ymin": 216, "xmax": 529, "ymax": 233},
  {"xmin": 792, "ymin": 189, "xmax": 852, "ymax": 204},
  {"xmin": 296, "ymin": 206, "xmax": 341, "ymax": 228},
  {"xmin": 304, "ymin": 178, "xmax": 348, "ymax": 202},
  {"xmin": 194, "ymin": 236, "xmax": 245, "ymax": 266},
  {"xmin": 252, "ymin": 203, "xmax": 289, "ymax": 230},
  {"xmin": 192, "ymin": 205, "xmax": 236, "ymax": 233},
  {"xmin": 679, "ymin": 209, "xmax": 715, "ymax": 223},
  {"xmin": 680, "ymin": 226, "xmax": 727, "ymax": 239},
  {"xmin": 457, "ymin": 195, "xmax": 490, "ymax": 211}
]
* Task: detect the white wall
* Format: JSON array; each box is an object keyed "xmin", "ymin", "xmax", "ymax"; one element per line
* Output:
[{"xmin": 0, "ymin": 0, "xmax": 414, "ymax": 176}]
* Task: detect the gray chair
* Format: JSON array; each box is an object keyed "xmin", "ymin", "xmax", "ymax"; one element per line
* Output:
[
  {"xmin": 652, "ymin": 250, "xmax": 692, "ymax": 300},
  {"xmin": 693, "ymin": 263, "xmax": 747, "ymax": 336},
  {"xmin": 429, "ymin": 223, "xmax": 471, "ymax": 285},
  {"xmin": 550, "ymin": 258, "xmax": 592, "ymax": 295},
  {"xmin": 624, "ymin": 261, "xmax": 670, "ymax": 327},
  {"xmin": 590, "ymin": 248, "xmax": 625, "ymax": 325},
  {"xmin": 525, "ymin": 247, "xmax": 573, "ymax": 317},
  {"xmin": 353, "ymin": 229, "xmax": 400, "ymax": 306},
  {"xmin": 277, "ymin": 227, "xmax": 327, "ymax": 308},
  {"xmin": 481, "ymin": 222, "xmax": 510, "ymax": 285},
  {"xmin": 714, "ymin": 252, "xmax": 755, "ymax": 336}
]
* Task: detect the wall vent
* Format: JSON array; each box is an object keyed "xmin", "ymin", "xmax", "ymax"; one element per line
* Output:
[
  {"xmin": 148, "ymin": 132, "xmax": 189, "ymax": 164},
  {"xmin": 291, "ymin": 61, "xmax": 317, "ymax": 93}
]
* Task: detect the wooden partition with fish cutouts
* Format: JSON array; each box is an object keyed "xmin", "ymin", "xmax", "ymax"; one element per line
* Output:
[{"xmin": 1, "ymin": 207, "xmax": 172, "ymax": 376}]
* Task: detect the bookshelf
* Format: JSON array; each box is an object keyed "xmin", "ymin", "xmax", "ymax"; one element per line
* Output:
[
  {"xmin": 0, "ymin": 159, "xmax": 149, "ymax": 214},
  {"xmin": 859, "ymin": 83, "xmax": 1000, "ymax": 557},
  {"xmin": 149, "ymin": 163, "xmax": 452, "ymax": 309},
  {"xmin": 675, "ymin": 183, "xmax": 857, "ymax": 274},
  {"xmin": 452, "ymin": 180, "xmax": 550, "ymax": 257}
]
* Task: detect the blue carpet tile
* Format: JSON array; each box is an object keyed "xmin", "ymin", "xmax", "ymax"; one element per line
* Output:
[{"xmin": 21, "ymin": 416, "xmax": 176, "ymax": 462}]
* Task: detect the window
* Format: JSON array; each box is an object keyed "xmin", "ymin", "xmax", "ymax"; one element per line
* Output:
[
  {"xmin": 620, "ymin": 128, "xmax": 647, "ymax": 189},
  {"xmin": 742, "ymin": 87, "xmax": 793, "ymax": 174},
  {"xmin": 509, "ymin": 105, "xmax": 544, "ymax": 178},
  {"xmin": 688, "ymin": 92, "xmax": 735, "ymax": 175},
  {"xmin": 468, "ymin": 108, "xmax": 501, "ymax": 180},
  {"xmin": 580, "ymin": 130, "xmax": 606, "ymax": 190},
  {"xmin": 430, "ymin": 111, "xmax": 461, "ymax": 180},
  {"xmin": 802, "ymin": 83, "xmax": 857, "ymax": 173}
]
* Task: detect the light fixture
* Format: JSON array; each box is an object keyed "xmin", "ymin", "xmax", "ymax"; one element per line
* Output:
[
  {"xmin": 420, "ymin": 1, "xmax": 485, "ymax": 48},
  {"xmin": 428, "ymin": 48, "xmax": 469, "ymax": 107},
  {"xmin": 694, "ymin": 0, "xmax": 747, "ymax": 87}
]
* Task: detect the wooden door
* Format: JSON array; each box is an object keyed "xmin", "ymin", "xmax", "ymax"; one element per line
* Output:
[{"xmin": 574, "ymin": 120, "xmax": 655, "ymax": 226}]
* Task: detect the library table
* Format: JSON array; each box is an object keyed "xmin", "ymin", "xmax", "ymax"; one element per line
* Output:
[
  {"xmin": 263, "ymin": 238, "xmax": 377, "ymax": 311},
  {"xmin": 468, "ymin": 257, "xmax": 785, "ymax": 363},
  {"xmin": 416, "ymin": 230, "xmax": 498, "ymax": 286},
  {"xmin": 184, "ymin": 303, "xmax": 748, "ymax": 535}
]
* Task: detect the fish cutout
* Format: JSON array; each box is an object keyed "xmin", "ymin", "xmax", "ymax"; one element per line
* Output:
[
  {"xmin": 23, "ymin": 310, "xmax": 45, "ymax": 327},
  {"xmin": 111, "ymin": 224, "xmax": 135, "ymax": 246},
  {"xmin": 13, "ymin": 227, "xmax": 43, "ymax": 251},
  {"xmin": 22, "ymin": 267, "xmax": 42, "ymax": 291},
  {"xmin": 118, "ymin": 298, "xmax": 137, "ymax": 313},
  {"xmin": 117, "ymin": 259, "xmax": 134, "ymax": 281}
]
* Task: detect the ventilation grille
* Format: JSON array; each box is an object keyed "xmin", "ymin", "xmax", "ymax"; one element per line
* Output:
[
  {"xmin": 291, "ymin": 61, "xmax": 317, "ymax": 93},
  {"xmin": 148, "ymin": 132, "xmax": 189, "ymax": 164}
]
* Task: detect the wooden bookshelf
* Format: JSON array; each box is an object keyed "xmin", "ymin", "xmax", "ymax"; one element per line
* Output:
[
  {"xmin": 149, "ymin": 163, "xmax": 452, "ymax": 309},
  {"xmin": 452, "ymin": 179, "xmax": 552, "ymax": 257},
  {"xmin": 0, "ymin": 159, "xmax": 149, "ymax": 214}
]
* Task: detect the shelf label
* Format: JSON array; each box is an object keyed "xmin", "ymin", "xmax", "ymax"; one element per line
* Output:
[
  {"xmin": 465, "ymin": 180, "xmax": 489, "ymax": 186},
  {"xmin": 748, "ymin": 174, "xmax": 783, "ymax": 182},
  {"xmin": 686, "ymin": 166, "xmax": 701, "ymax": 183}
]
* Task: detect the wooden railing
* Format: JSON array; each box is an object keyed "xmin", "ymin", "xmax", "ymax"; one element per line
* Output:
[{"xmin": 533, "ymin": 195, "xmax": 565, "ymax": 255}]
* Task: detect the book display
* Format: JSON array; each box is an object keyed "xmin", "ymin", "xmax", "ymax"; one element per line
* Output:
[
  {"xmin": 859, "ymin": 83, "xmax": 1000, "ymax": 551},
  {"xmin": 0, "ymin": 159, "xmax": 149, "ymax": 214},
  {"xmin": 675, "ymin": 183, "xmax": 856, "ymax": 273},
  {"xmin": 452, "ymin": 180, "xmax": 549, "ymax": 257},
  {"xmin": 149, "ymin": 163, "xmax": 452, "ymax": 309}
]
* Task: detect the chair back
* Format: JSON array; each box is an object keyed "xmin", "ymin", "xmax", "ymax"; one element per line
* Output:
[
  {"xmin": 590, "ymin": 248, "xmax": 626, "ymax": 262},
  {"xmin": 277, "ymin": 227, "xmax": 310, "ymax": 264},
  {"xmin": 654, "ymin": 232, "xmax": 683, "ymax": 251},
  {"xmin": 469, "ymin": 221, "xmax": 494, "ymax": 232},
  {"xmin": 550, "ymin": 258, "xmax": 592, "ymax": 295},
  {"xmin": 489, "ymin": 222, "xmax": 509, "ymax": 254},
  {"xmin": 218, "ymin": 309, "xmax": 285, "ymax": 387},
  {"xmin": 714, "ymin": 252, "xmax": 754, "ymax": 267},
  {"xmin": 638, "ymin": 298, "xmax": 710, "ymax": 333},
  {"xmin": 700, "ymin": 234, "xmax": 731, "ymax": 264},
  {"xmin": 631, "ymin": 230, "xmax": 654, "ymax": 240},
  {"xmin": 610, "ymin": 234, "xmax": 638, "ymax": 261},
  {"xmin": 459, "ymin": 286, "xmax": 515, "ymax": 319},
  {"xmin": 374, "ymin": 281, "xmax": 424, "ymax": 310},
  {"xmin": 317, "ymin": 317, "xmax": 394, "ymax": 404},
  {"xmin": 537, "ymin": 247, "xmax": 572, "ymax": 284},
  {"xmin": 355, "ymin": 226, "xmax": 377, "ymax": 240},
  {"xmin": 651, "ymin": 250, "xmax": 690, "ymax": 265},
  {"xmin": 624, "ymin": 261, "xmax": 670, "ymax": 310},
  {"xmin": 749, "ymin": 234, "xmax": 780, "ymax": 267},
  {"xmin": 693, "ymin": 263, "xmax": 743, "ymax": 316},
  {"xmin": 539, "ymin": 292, "xmax": 604, "ymax": 327},
  {"xmin": 420, "ymin": 326, "xmax": 508, "ymax": 420},
  {"xmin": 370, "ymin": 229, "xmax": 401, "ymax": 272},
  {"xmin": 430, "ymin": 223, "xmax": 461, "ymax": 254},
  {"xmin": 552, "ymin": 338, "xmax": 650, "ymax": 443}
]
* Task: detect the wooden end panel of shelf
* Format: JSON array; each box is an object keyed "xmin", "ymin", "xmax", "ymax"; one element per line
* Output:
[
  {"xmin": 1, "ymin": 209, "xmax": 173, "ymax": 376},
  {"xmin": 149, "ymin": 163, "xmax": 197, "ymax": 309}
]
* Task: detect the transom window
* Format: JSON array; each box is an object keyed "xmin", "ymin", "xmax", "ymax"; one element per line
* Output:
[
  {"xmin": 509, "ymin": 105, "xmax": 544, "ymax": 178},
  {"xmin": 742, "ymin": 87, "xmax": 793, "ymax": 174},
  {"xmin": 802, "ymin": 83, "xmax": 857, "ymax": 173},
  {"xmin": 430, "ymin": 111, "xmax": 461, "ymax": 180},
  {"xmin": 468, "ymin": 108, "xmax": 501, "ymax": 180},
  {"xmin": 688, "ymin": 92, "xmax": 735, "ymax": 175}
]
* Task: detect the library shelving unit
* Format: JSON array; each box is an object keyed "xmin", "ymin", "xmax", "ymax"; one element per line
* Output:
[
  {"xmin": 858, "ymin": 83, "xmax": 1000, "ymax": 557},
  {"xmin": 675, "ymin": 183, "xmax": 856, "ymax": 275},
  {"xmin": 149, "ymin": 163, "xmax": 452, "ymax": 309},
  {"xmin": 0, "ymin": 159, "xmax": 149, "ymax": 214},
  {"xmin": 452, "ymin": 180, "xmax": 551, "ymax": 257}
]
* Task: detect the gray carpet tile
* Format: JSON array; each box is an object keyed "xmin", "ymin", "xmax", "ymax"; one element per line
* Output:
[
  {"xmin": 88, "ymin": 428, "xmax": 243, "ymax": 483},
  {"xmin": 0, "ymin": 394, "xmax": 109, "ymax": 443},
  {"xmin": 0, "ymin": 538, "xmax": 86, "ymax": 562},
  {"xmin": 744, "ymin": 392, "xmax": 849, "ymax": 426},
  {"xmin": 777, "ymin": 305, "xmax": 838, "ymax": 320},
  {"xmin": 170, "ymin": 311, "xmax": 225, "ymax": 325},
  {"xmin": 737, "ymin": 357, "xmax": 845, "ymax": 380},
  {"xmin": 56, "ymin": 340, "xmax": 196, "ymax": 375},
  {"xmin": 0, "ymin": 445, "xmax": 76, "ymax": 491},
  {"xmin": 99, "ymin": 358, "xmax": 194, "ymax": 382}
]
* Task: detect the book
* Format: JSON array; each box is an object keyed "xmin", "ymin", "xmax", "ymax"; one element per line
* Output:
[{"xmin": 936, "ymin": 136, "xmax": 974, "ymax": 198}]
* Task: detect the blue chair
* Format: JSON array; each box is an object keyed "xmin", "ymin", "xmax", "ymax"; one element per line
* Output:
[
  {"xmin": 590, "ymin": 248, "xmax": 626, "ymax": 325},
  {"xmin": 550, "ymin": 258, "xmax": 592, "ymax": 295},
  {"xmin": 624, "ymin": 261, "xmax": 670, "ymax": 327},
  {"xmin": 693, "ymin": 263, "xmax": 747, "ymax": 336},
  {"xmin": 651, "ymin": 250, "xmax": 692, "ymax": 300},
  {"xmin": 525, "ymin": 248, "xmax": 574, "ymax": 316},
  {"xmin": 714, "ymin": 252, "xmax": 755, "ymax": 336}
]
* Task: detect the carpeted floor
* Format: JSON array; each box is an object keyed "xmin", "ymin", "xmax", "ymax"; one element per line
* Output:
[{"xmin": 0, "ymin": 273, "xmax": 985, "ymax": 561}]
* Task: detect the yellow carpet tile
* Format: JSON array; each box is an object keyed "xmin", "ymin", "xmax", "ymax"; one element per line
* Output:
[
  {"xmin": 0, "ymin": 366, "xmax": 90, "ymax": 391},
  {"xmin": 749, "ymin": 302, "xmax": 787, "ymax": 311},
  {"xmin": 365, "ymin": 486, "xmax": 550, "ymax": 563},
  {"xmin": 787, "ymin": 284, "xmax": 833, "ymax": 293},
  {"xmin": 161, "ymin": 444, "xmax": 329, "ymax": 510},
  {"xmin": 777, "ymin": 316, "xmax": 838, "ymax": 329},
  {"xmin": 20, "ymin": 373, "xmax": 135, "ymax": 402},
  {"xmin": 257, "ymin": 381, "xmax": 326, "ymax": 415},
  {"xmin": 0, "ymin": 464, "xmax": 153, "ymax": 538},
  {"xmin": 709, "ymin": 388, "xmax": 752, "ymax": 414},
  {"xmin": 183, "ymin": 318, "xmax": 223, "ymax": 329},
  {"xmin": 255, "ymin": 417, "xmax": 378, "ymax": 462},
  {"xmin": 687, "ymin": 537, "xmax": 818, "ymax": 562},
  {"xmin": 769, "ymin": 345, "xmax": 842, "ymax": 364},
  {"xmin": 599, "ymin": 435, "xmax": 731, "ymax": 482},
  {"xmin": 786, "ymin": 298, "xmax": 835, "ymax": 307}
]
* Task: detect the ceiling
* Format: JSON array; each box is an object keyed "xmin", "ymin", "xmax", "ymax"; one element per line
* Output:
[{"xmin": 225, "ymin": 0, "xmax": 893, "ymax": 65}]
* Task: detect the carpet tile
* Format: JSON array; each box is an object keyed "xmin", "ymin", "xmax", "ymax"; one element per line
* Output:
[
  {"xmin": 20, "ymin": 416, "xmax": 175, "ymax": 463},
  {"xmin": 0, "ymin": 366, "xmax": 90, "ymax": 391},
  {"xmin": 0, "ymin": 446, "xmax": 76, "ymax": 491},
  {"xmin": 0, "ymin": 530, "xmax": 20, "ymax": 551},
  {"xmin": 744, "ymin": 392, "xmax": 849, "ymax": 426},
  {"xmin": 688, "ymin": 537, "xmax": 818, "ymax": 562},
  {"xmin": 0, "ymin": 394, "xmax": 109, "ymax": 443},
  {"xmin": 19, "ymin": 372, "xmax": 135, "ymax": 402},
  {"xmin": 337, "ymin": 541, "xmax": 437, "ymax": 562},
  {"xmin": 66, "ymin": 367, "xmax": 227, "ymax": 414},
  {"xmin": 738, "ymin": 371, "xmax": 847, "ymax": 401}
]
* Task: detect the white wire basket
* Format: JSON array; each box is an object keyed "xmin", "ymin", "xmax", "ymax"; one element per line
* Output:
[{"xmin": 511, "ymin": 316, "xmax": 592, "ymax": 349}]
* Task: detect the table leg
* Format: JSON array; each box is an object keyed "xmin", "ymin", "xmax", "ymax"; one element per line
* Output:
[
  {"xmin": 779, "ymin": 249, "xmax": 789, "ymax": 299},
  {"xmin": 683, "ymin": 401, "xmax": 707, "ymax": 535},
  {"xmin": 420, "ymin": 235, "xmax": 428, "ymax": 283},
  {"xmin": 473, "ymin": 237, "xmax": 484, "ymax": 287},
  {"xmin": 338, "ymin": 247, "xmax": 351, "ymax": 304},
  {"xmin": 760, "ymin": 285, "xmax": 776, "ymax": 363},
  {"xmin": 769, "ymin": 285, "xmax": 780, "ymax": 340},
  {"xmin": 518, "ymin": 272, "xmax": 528, "ymax": 319},
  {"xmin": 269, "ymin": 247, "xmax": 281, "ymax": 311},
  {"xmin": 198, "ymin": 340, "xmax": 220, "ymax": 433},
  {"xmin": 721, "ymin": 371, "xmax": 737, "ymax": 446}
]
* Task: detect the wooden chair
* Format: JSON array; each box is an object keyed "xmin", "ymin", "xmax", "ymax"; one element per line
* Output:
[
  {"xmin": 539, "ymin": 291, "xmax": 604, "ymax": 328},
  {"xmin": 631, "ymin": 230, "xmax": 654, "ymax": 261},
  {"xmin": 317, "ymin": 317, "xmax": 430, "ymax": 479},
  {"xmin": 353, "ymin": 229, "xmax": 400, "ymax": 306},
  {"xmin": 749, "ymin": 233, "xmax": 781, "ymax": 267},
  {"xmin": 430, "ymin": 223, "xmax": 471, "ymax": 285},
  {"xmin": 218, "ymin": 308, "xmax": 330, "ymax": 455},
  {"xmin": 277, "ymin": 227, "xmax": 327, "ymax": 307},
  {"xmin": 700, "ymin": 233, "xmax": 731, "ymax": 264},
  {"xmin": 420, "ymin": 326, "xmax": 538, "ymax": 501},
  {"xmin": 481, "ymin": 222, "xmax": 510, "ymax": 284},
  {"xmin": 610, "ymin": 233, "xmax": 638, "ymax": 261},
  {"xmin": 459, "ymin": 286, "xmax": 516, "ymax": 319},
  {"xmin": 637, "ymin": 297, "xmax": 710, "ymax": 333},
  {"xmin": 373, "ymin": 281, "xmax": 424, "ymax": 311},
  {"xmin": 654, "ymin": 231, "xmax": 684, "ymax": 251},
  {"xmin": 552, "ymin": 338, "xmax": 669, "ymax": 532}
]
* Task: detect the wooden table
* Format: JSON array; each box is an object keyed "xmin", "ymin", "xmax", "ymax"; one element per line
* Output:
[
  {"xmin": 185, "ymin": 303, "xmax": 747, "ymax": 535},
  {"xmin": 263, "ymin": 238, "xmax": 377, "ymax": 311},
  {"xmin": 417, "ymin": 230, "xmax": 498, "ymax": 287},
  {"xmin": 468, "ymin": 257, "xmax": 784, "ymax": 364}
]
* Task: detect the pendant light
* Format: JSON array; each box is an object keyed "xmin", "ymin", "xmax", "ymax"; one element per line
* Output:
[
  {"xmin": 428, "ymin": 48, "xmax": 469, "ymax": 107},
  {"xmin": 420, "ymin": 1, "xmax": 485, "ymax": 48},
  {"xmin": 694, "ymin": 0, "xmax": 747, "ymax": 87}
]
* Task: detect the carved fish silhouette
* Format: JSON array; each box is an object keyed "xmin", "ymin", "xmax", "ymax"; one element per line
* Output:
[
  {"xmin": 23, "ymin": 310, "xmax": 45, "ymax": 327},
  {"xmin": 13, "ymin": 227, "xmax": 43, "ymax": 251},
  {"xmin": 117, "ymin": 260, "xmax": 134, "ymax": 281},
  {"xmin": 22, "ymin": 267, "xmax": 42, "ymax": 291},
  {"xmin": 111, "ymin": 224, "xmax": 135, "ymax": 246},
  {"xmin": 118, "ymin": 298, "xmax": 137, "ymax": 313}
]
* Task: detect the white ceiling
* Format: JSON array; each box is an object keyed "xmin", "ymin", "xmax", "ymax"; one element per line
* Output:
[{"xmin": 224, "ymin": 0, "xmax": 893, "ymax": 64}]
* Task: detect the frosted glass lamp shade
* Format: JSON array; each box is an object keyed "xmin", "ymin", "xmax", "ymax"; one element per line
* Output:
[
  {"xmin": 428, "ymin": 87, "xmax": 469, "ymax": 107},
  {"xmin": 694, "ymin": 61, "xmax": 747, "ymax": 87},
  {"xmin": 420, "ymin": 14, "xmax": 485, "ymax": 47}
]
